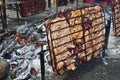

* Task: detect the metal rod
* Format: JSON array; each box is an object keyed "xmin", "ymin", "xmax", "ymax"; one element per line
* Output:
[
  {"xmin": 102, "ymin": 4, "xmax": 112, "ymax": 57},
  {"xmin": 48, "ymin": 0, "xmax": 51, "ymax": 9},
  {"xmin": 105, "ymin": 20, "xmax": 111, "ymax": 49},
  {"xmin": 40, "ymin": 44, "xmax": 45, "ymax": 80},
  {"xmin": 15, "ymin": 0, "xmax": 20, "ymax": 25},
  {"xmin": 102, "ymin": 19, "xmax": 111, "ymax": 57},
  {"xmin": 1, "ymin": 0, "xmax": 7, "ymax": 32},
  {"xmin": 56, "ymin": 0, "xmax": 58, "ymax": 12},
  {"xmin": 76, "ymin": 0, "xmax": 78, "ymax": 8}
]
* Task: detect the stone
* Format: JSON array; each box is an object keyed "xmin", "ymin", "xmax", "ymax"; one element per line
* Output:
[{"xmin": 0, "ymin": 59, "xmax": 10, "ymax": 79}]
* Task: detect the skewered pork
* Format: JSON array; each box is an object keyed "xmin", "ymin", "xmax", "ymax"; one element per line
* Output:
[
  {"xmin": 46, "ymin": 5, "xmax": 105, "ymax": 75},
  {"xmin": 47, "ymin": 16, "xmax": 76, "ymax": 75},
  {"xmin": 69, "ymin": 10, "xmax": 83, "ymax": 43}
]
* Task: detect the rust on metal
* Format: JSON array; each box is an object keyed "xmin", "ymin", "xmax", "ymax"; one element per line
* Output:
[{"xmin": 1, "ymin": 0, "xmax": 7, "ymax": 32}]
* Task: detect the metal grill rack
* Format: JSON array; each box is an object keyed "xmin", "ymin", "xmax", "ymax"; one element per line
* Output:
[
  {"xmin": 46, "ymin": 5, "xmax": 106, "ymax": 75},
  {"xmin": 112, "ymin": 0, "xmax": 120, "ymax": 36},
  {"xmin": 0, "ymin": 1, "xmax": 112, "ymax": 80},
  {"xmin": 19, "ymin": 0, "xmax": 46, "ymax": 17}
]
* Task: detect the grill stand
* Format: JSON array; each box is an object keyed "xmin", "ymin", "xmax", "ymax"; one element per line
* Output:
[
  {"xmin": 102, "ymin": 19, "xmax": 111, "ymax": 65},
  {"xmin": 48, "ymin": 0, "xmax": 51, "ymax": 9},
  {"xmin": 101, "ymin": 4, "xmax": 112, "ymax": 65},
  {"xmin": 1, "ymin": 0, "xmax": 7, "ymax": 32},
  {"xmin": 39, "ymin": 3, "xmax": 112, "ymax": 80},
  {"xmin": 40, "ymin": 43, "xmax": 45, "ymax": 80},
  {"xmin": 15, "ymin": 0, "xmax": 20, "ymax": 25}
]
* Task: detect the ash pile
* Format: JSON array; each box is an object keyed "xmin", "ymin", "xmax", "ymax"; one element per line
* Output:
[{"xmin": 0, "ymin": 22, "xmax": 53, "ymax": 80}]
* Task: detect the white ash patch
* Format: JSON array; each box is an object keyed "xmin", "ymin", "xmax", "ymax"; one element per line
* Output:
[{"xmin": 0, "ymin": 22, "xmax": 53, "ymax": 80}]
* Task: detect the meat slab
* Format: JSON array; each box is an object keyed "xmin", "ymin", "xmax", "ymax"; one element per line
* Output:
[{"xmin": 46, "ymin": 5, "xmax": 105, "ymax": 75}]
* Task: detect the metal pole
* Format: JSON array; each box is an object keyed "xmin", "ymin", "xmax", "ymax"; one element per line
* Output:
[
  {"xmin": 15, "ymin": 0, "xmax": 20, "ymax": 25},
  {"xmin": 76, "ymin": 0, "xmax": 78, "ymax": 8},
  {"xmin": 1, "ymin": 0, "xmax": 7, "ymax": 32},
  {"xmin": 102, "ymin": 3, "xmax": 112, "ymax": 57},
  {"xmin": 48, "ymin": 0, "xmax": 51, "ymax": 9},
  {"xmin": 105, "ymin": 20, "xmax": 111, "ymax": 49},
  {"xmin": 102, "ymin": 19, "xmax": 111, "ymax": 57},
  {"xmin": 56, "ymin": 0, "xmax": 58, "ymax": 12},
  {"xmin": 40, "ymin": 44, "xmax": 45, "ymax": 80}
]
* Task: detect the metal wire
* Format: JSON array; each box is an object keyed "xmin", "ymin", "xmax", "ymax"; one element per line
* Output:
[{"xmin": 47, "ymin": 4, "xmax": 106, "ymax": 75}]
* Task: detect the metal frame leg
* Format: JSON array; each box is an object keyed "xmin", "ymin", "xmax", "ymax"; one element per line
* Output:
[
  {"xmin": 48, "ymin": 0, "xmax": 51, "ymax": 9},
  {"xmin": 102, "ymin": 19, "xmax": 111, "ymax": 65},
  {"xmin": 15, "ymin": 0, "xmax": 19, "ymax": 25},
  {"xmin": 76, "ymin": 0, "xmax": 78, "ymax": 8},
  {"xmin": 56, "ymin": 0, "xmax": 59, "ymax": 12},
  {"xmin": 103, "ymin": 19, "xmax": 111, "ymax": 57},
  {"xmin": 40, "ymin": 44, "xmax": 45, "ymax": 80},
  {"xmin": 1, "ymin": 0, "xmax": 7, "ymax": 32}
]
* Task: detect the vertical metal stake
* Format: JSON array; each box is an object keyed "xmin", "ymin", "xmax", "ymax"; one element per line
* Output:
[
  {"xmin": 76, "ymin": 0, "xmax": 78, "ymax": 8},
  {"xmin": 103, "ymin": 19, "xmax": 111, "ymax": 57},
  {"xmin": 105, "ymin": 20, "xmax": 111, "ymax": 49},
  {"xmin": 40, "ymin": 44, "xmax": 45, "ymax": 80},
  {"xmin": 48, "ymin": 0, "xmax": 51, "ymax": 9},
  {"xmin": 1, "ymin": 0, "xmax": 7, "ymax": 32},
  {"xmin": 15, "ymin": 0, "xmax": 20, "ymax": 25},
  {"xmin": 56, "ymin": 0, "xmax": 58, "ymax": 13}
]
